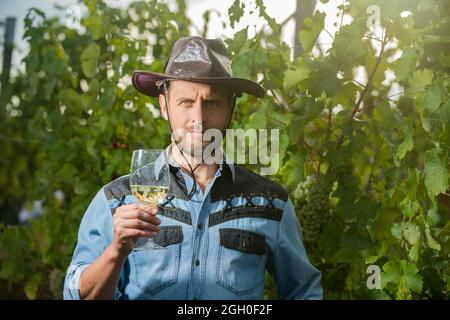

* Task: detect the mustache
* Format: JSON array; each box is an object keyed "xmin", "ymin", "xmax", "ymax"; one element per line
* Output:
[
  {"xmin": 186, "ymin": 128, "xmax": 208, "ymax": 133},
  {"xmin": 187, "ymin": 127, "xmax": 207, "ymax": 133},
  {"xmin": 188, "ymin": 121, "xmax": 205, "ymax": 133},
  {"xmin": 171, "ymin": 127, "xmax": 225, "ymax": 141}
]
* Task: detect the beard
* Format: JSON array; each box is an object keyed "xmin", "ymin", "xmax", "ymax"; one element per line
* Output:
[
  {"xmin": 171, "ymin": 127, "xmax": 224, "ymax": 164},
  {"xmin": 173, "ymin": 130, "xmax": 208, "ymax": 160}
]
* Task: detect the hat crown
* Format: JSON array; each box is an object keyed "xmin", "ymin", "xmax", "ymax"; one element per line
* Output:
[
  {"xmin": 165, "ymin": 36, "xmax": 233, "ymax": 79},
  {"xmin": 132, "ymin": 36, "xmax": 265, "ymax": 98}
]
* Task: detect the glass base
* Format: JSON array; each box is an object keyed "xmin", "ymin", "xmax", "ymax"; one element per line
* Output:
[{"xmin": 133, "ymin": 237, "xmax": 166, "ymax": 250}]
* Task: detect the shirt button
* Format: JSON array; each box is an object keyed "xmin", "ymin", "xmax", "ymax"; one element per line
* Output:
[
  {"xmin": 197, "ymin": 223, "xmax": 203, "ymax": 230},
  {"xmin": 195, "ymin": 259, "xmax": 200, "ymax": 266}
]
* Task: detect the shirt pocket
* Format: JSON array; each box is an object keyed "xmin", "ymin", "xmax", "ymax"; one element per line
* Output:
[
  {"xmin": 216, "ymin": 228, "xmax": 267, "ymax": 295},
  {"xmin": 130, "ymin": 225, "xmax": 182, "ymax": 295}
]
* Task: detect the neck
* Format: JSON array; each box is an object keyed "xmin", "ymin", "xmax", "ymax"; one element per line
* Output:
[{"xmin": 170, "ymin": 143, "xmax": 220, "ymax": 192}]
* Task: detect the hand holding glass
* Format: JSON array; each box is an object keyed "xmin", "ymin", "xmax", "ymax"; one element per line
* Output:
[{"xmin": 130, "ymin": 149, "xmax": 170, "ymax": 250}]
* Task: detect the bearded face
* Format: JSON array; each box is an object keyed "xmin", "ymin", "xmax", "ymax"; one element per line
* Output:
[{"xmin": 159, "ymin": 80, "xmax": 233, "ymax": 162}]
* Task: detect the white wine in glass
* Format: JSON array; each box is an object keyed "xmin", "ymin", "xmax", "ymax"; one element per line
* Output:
[
  {"xmin": 130, "ymin": 149, "xmax": 170, "ymax": 250},
  {"xmin": 131, "ymin": 185, "xmax": 169, "ymax": 205}
]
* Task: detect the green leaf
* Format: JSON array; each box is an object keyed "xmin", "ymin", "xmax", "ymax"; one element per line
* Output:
[
  {"xmin": 438, "ymin": 101, "xmax": 450, "ymax": 121},
  {"xmin": 307, "ymin": 62, "xmax": 340, "ymax": 97},
  {"xmin": 57, "ymin": 88, "xmax": 83, "ymax": 112},
  {"xmin": 232, "ymin": 48, "xmax": 268, "ymax": 79},
  {"xmin": 331, "ymin": 20, "xmax": 367, "ymax": 63},
  {"xmin": 408, "ymin": 241, "xmax": 420, "ymax": 263},
  {"xmin": 49, "ymin": 142, "xmax": 68, "ymax": 162},
  {"xmin": 424, "ymin": 149, "xmax": 449, "ymax": 199},
  {"xmin": 279, "ymin": 150, "xmax": 306, "ymax": 188},
  {"xmin": 245, "ymin": 102, "xmax": 268, "ymax": 130},
  {"xmin": 401, "ymin": 222, "xmax": 421, "ymax": 246},
  {"xmin": 99, "ymin": 80, "xmax": 117, "ymax": 109},
  {"xmin": 228, "ymin": 0, "xmax": 245, "ymax": 29},
  {"xmin": 283, "ymin": 63, "xmax": 310, "ymax": 90},
  {"xmin": 393, "ymin": 48, "xmax": 417, "ymax": 82},
  {"xmin": 423, "ymin": 83, "xmax": 442, "ymax": 112},
  {"xmin": 25, "ymin": 273, "xmax": 43, "ymax": 300},
  {"xmin": 367, "ymin": 209, "xmax": 400, "ymax": 241},
  {"xmin": 255, "ymin": 0, "xmax": 279, "ymax": 31},
  {"xmin": 333, "ymin": 247, "xmax": 362, "ymax": 265},
  {"xmin": 365, "ymin": 240, "xmax": 389, "ymax": 264},
  {"xmin": 270, "ymin": 111, "xmax": 293, "ymax": 127},
  {"xmin": 391, "ymin": 223, "xmax": 403, "ymax": 240},
  {"xmin": 85, "ymin": 0, "xmax": 100, "ymax": 13},
  {"xmin": 395, "ymin": 123, "xmax": 414, "ymax": 165},
  {"xmin": 426, "ymin": 202, "xmax": 440, "ymax": 226},
  {"xmin": 407, "ymin": 69, "xmax": 433, "ymax": 98},
  {"xmin": 402, "ymin": 168, "xmax": 419, "ymax": 199},
  {"xmin": 382, "ymin": 260, "xmax": 423, "ymax": 295},
  {"xmin": 299, "ymin": 12, "xmax": 325, "ymax": 53},
  {"xmin": 425, "ymin": 225, "xmax": 441, "ymax": 251},
  {"xmin": 74, "ymin": 177, "xmax": 96, "ymax": 196},
  {"xmin": 56, "ymin": 163, "xmax": 78, "ymax": 184},
  {"xmin": 399, "ymin": 197, "xmax": 420, "ymax": 218},
  {"xmin": 229, "ymin": 27, "xmax": 248, "ymax": 56},
  {"xmin": 382, "ymin": 261, "xmax": 402, "ymax": 287},
  {"xmin": 84, "ymin": 14, "xmax": 107, "ymax": 40},
  {"xmin": 80, "ymin": 43, "xmax": 100, "ymax": 78},
  {"xmin": 279, "ymin": 132, "xmax": 289, "ymax": 159},
  {"xmin": 401, "ymin": 261, "xmax": 423, "ymax": 294}
]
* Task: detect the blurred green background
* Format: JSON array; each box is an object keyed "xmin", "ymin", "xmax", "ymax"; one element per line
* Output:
[{"xmin": 0, "ymin": 0, "xmax": 449, "ymax": 299}]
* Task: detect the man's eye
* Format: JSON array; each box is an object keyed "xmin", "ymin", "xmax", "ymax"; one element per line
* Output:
[
  {"xmin": 180, "ymin": 100, "xmax": 192, "ymax": 106},
  {"xmin": 205, "ymin": 101, "xmax": 219, "ymax": 107}
]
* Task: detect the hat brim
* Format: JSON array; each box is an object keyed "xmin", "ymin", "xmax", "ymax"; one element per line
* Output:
[{"xmin": 132, "ymin": 70, "xmax": 265, "ymax": 99}]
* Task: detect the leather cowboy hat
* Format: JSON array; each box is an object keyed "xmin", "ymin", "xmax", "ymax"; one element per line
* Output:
[{"xmin": 132, "ymin": 36, "xmax": 265, "ymax": 98}]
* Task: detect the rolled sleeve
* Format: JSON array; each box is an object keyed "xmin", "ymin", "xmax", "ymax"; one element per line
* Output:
[
  {"xmin": 63, "ymin": 264, "xmax": 91, "ymax": 300},
  {"xmin": 63, "ymin": 188, "xmax": 123, "ymax": 300},
  {"xmin": 271, "ymin": 198, "xmax": 323, "ymax": 300}
]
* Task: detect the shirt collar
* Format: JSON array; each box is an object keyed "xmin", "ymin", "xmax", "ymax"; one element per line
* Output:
[{"xmin": 154, "ymin": 144, "xmax": 235, "ymax": 182}]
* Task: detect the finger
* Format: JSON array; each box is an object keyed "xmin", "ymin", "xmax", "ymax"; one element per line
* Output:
[
  {"xmin": 135, "ymin": 203, "xmax": 159, "ymax": 213},
  {"xmin": 135, "ymin": 205, "xmax": 159, "ymax": 215},
  {"xmin": 117, "ymin": 228, "xmax": 157, "ymax": 240},
  {"xmin": 117, "ymin": 203, "xmax": 157, "ymax": 214},
  {"xmin": 115, "ymin": 210, "xmax": 161, "ymax": 224},
  {"xmin": 120, "ymin": 219, "xmax": 161, "ymax": 232}
]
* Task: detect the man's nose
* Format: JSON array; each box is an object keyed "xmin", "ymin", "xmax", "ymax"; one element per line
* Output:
[{"xmin": 191, "ymin": 102, "xmax": 205, "ymax": 129}]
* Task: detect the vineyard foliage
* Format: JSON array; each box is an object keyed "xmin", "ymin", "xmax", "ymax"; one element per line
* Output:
[{"xmin": 0, "ymin": 0, "xmax": 449, "ymax": 299}]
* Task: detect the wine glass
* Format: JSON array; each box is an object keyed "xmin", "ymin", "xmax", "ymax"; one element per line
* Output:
[{"xmin": 130, "ymin": 149, "xmax": 170, "ymax": 250}]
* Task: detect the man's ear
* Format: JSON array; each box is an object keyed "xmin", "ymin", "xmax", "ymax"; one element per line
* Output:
[{"xmin": 159, "ymin": 94, "xmax": 169, "ymax": 120}]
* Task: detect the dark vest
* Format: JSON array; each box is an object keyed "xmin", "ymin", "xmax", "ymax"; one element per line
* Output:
[{"xmin": 102, "ymin": 163, "xmax": 288, "ymax": 226}]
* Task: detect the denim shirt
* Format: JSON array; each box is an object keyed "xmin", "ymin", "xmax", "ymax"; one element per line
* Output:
[{"xmin": 63, "ymin": 146, "xmax": 323, "ymax": 300}]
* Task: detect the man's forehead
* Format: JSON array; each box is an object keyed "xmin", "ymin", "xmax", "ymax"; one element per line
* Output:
[{"xmin": 169, "ymin": 80, "xmax": 230, "ymax": 97}]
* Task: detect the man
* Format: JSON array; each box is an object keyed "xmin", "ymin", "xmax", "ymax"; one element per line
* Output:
[{"xmin": 63, "ymin": 36, "xmax": 323, "ymax": 300}]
